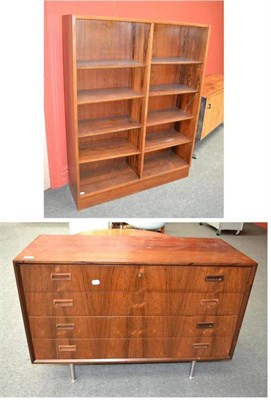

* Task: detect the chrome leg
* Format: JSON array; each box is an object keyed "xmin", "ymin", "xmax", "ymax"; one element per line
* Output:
[
  {"xmin": 235, "ymin": 230, "xmax": 241, "ymax": 235},
  {"xmin": 216, "ymin": 229, "xmax": 221, "ymax": 236},
  {"xmin": 69, "ymin": 363, "xmax": 77, "ymax": 383},
  {"xmin": 189, "ymin": 361, "xmax": 196, "ymax": 380}
]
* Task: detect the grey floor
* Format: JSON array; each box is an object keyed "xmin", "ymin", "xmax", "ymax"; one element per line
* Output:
[
  {"xmin": 0, "ymin": 222, "xmax": 266, "ymax": 397},
  {"xmin": 44, "ymin": 126, "xmax": 223, "ymax": 218}
]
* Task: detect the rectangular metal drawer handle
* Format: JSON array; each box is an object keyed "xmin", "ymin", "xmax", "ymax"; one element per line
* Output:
[
  {"xmin": 205, "ymin": 275, "xmax": 224, "ymax": 282},
  {"xmin": 196, "ymin": 322, "xmax": 214, "ymax": 329},
  {"xmin": 200, "ymin": 299, "xmax": 219, "ymax": 306},
  {"xmin": 56, "ymin": 323, "xmax": 75, "ymax": 330},
  {"xmin": 51, "ymin": 273, "xmax": 71, "ymax": 281},
  {"xmin": 53, "ymin": 299, "xmax": 73, "ymax": 307},
  {"xmin": 193, "ymin": 343, "xmax": 210, "ymax": 349},
  {"xmin": 58, "ymin": 345, "xmax": 77, "ymax": 352}
]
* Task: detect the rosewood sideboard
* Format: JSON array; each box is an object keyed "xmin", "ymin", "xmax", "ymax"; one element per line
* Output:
[{"xmin": 13, "ymin": 234, "xmax": 257, "ymax": 382}]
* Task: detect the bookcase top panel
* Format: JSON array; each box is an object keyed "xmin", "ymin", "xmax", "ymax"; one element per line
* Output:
[{"xmin": 65, "ymin": 14, "xmax": 210, "ymax": 28}]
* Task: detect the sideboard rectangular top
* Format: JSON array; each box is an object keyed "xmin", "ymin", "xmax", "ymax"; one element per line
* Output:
[{"xmin": 13, "ymin": 235, "xmax": 257, "ymax": 267}]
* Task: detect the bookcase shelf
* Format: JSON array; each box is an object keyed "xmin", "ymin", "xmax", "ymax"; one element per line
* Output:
[
  {"xmin": 79, "ymin": 138, "xmax": 140, "ymax": 163},
  {"xmin": 151, "ymin": 57, "xmax": 203, "ymax": 65},
  {"xmin": 147, "ymin": 108, "xmax": 193, "ymax": 126},
  {"xmin": 78, "ymin": 115, "xmax": 142, "ymax": 138},
  {"xmin": 77, "ymin": 59, "xmax": 146, "ymax": 69},
  {"xmin": 77, "ymin": 88, "xmax": 144, "ymax": 105},
  {"xmin": 80, "ymin": 159, "xmax": 140, "ymax": 196},
  {"xmin": 63, "ymin": 16, "xmax": 209, "ymax": 209},
  {"xmin": 149, "ymin": 84, "xmax": 198, "ymax": 97},
  {"xmin": 145, "ymin": 129, "xmax": 191, "ymax": 152},
  {"xmin": 143, "ymin": 150, "xmax": 189, "ymax": 178}
]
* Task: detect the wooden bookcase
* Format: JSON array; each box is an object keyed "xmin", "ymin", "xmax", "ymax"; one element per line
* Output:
[{"xmin": 62, "ymin": 16, "xmax": 210, "ymax": 209}]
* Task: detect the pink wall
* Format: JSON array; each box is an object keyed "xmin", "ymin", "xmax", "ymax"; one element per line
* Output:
[
  {"xmin": 45, "ymin": 1, "xmax": 224, "ymax": 188},
  {"xmin": 254, "ymin": 223, "xmax": 268, "ymax": 230}
]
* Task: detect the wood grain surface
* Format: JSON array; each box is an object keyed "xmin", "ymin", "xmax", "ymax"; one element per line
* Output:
[
  {"xmin": 79, "ymin": 159, "xmax": 139, "ymax": 195},
  {"xmin": 78, "ymin": 166, "xmax": 189, "ymax": 208},
  {"xmin": 77, "ymin": 59, "xmax": 146, "ymax": 69},
  {"xmin": 79, "ymin": 139, "xmax": 140, "ymax": 163},
  {"xmin": 23, "ymin": 291, "xmax": 244, "ymax": 317},
  {"xmin": 14, "ymin": 235, "xmax": 257, "ymax": 266},
  {"xmin": 32, "ymin": 336, "xmax": 233, "ymax": 360},
  {"xmin": 146, "ymin": 108, "xmax": 193, "ymax": 126},
  {"xmin": 201, "ymin": 74, "xmax": 224, "ymax": 97},
  {"xmin": 19, "ymin": 264, "xmax": 251, "ymax": 293},
  {"xmin": 77, "ymin": 87, "xmax": 144, "ymax": 105},
  {"xmin": 13, "ymin": 234, "xmax": 257, "ymax": 365},
  {"xmin": 63, "ymin": 16, "xmax": 210, "ymax": 208},
  {"xmin": 78, "ymin": 115, "xmax": 141, "ymax": 138},
  {"xmin": 145, "ymin": 129, "xmax": 191, "ymax": 152},
  {"xmin": 29, "ymin": 315, "xmax": 238, "ymax": 339}
]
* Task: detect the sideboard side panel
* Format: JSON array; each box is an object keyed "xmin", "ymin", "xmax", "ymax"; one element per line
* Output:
[{"xmin": 13, "ymin": 262, "xmax": 36, "ymax": 363}]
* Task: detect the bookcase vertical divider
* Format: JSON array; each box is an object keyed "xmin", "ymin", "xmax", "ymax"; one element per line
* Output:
[{"xmin": 137, "ymin": 23, "xmax": 154, "ymax": 178}]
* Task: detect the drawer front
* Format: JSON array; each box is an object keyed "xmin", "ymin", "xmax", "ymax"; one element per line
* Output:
[
  {"xmin": 19, "ymin": 264, "xmax": 140, "ymax": 292},
  {"xmin": 141, "ymin": 266, "xmax": 250, "ymax": 292},
  {"xmin": 29, "ymin": 315, "xmax": 238, "ymax": 339},
  {"xmin": 24, "ymin": 291, "xmax": 244, "ymax": 316},
  {"xmin": 20, "ymin": 264, "xmax": 250, "ymax": 293},
  {"xmin": 32, "ymin": 336, "xmax": 233, "ymax": 360}
]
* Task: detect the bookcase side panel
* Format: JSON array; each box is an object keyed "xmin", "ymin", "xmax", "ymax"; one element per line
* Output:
[
  {"xmin": 177, "ymin": 26, "xmax": 210, "ymax": 164},
  {"xmin": 187, "ymin": 26, "xmax": 210, "ymax": 163},
  {"xmin": 63, "ymin": 15, "xmax": 79, "ymax": 201}
]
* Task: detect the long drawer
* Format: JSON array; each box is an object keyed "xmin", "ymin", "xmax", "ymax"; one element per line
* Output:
[
  {"xmin": 29, "ymin": 315, "xmax": 238, "ymax": 339},
  {"xmin": 19, "ymin": 264, "xmax": 251, "ymax": 293},
  {"xmin": 24, "ymin": 291, "xmax": 244, "ymax": 316},
  {"xmin": 32, "ymin": 336, "xmax": 234, "ymax": 360}
]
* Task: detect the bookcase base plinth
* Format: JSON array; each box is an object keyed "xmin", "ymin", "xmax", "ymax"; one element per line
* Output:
[{"xmin": 76, "ymin": 166, "xmax": 189, "ymax": 210}]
